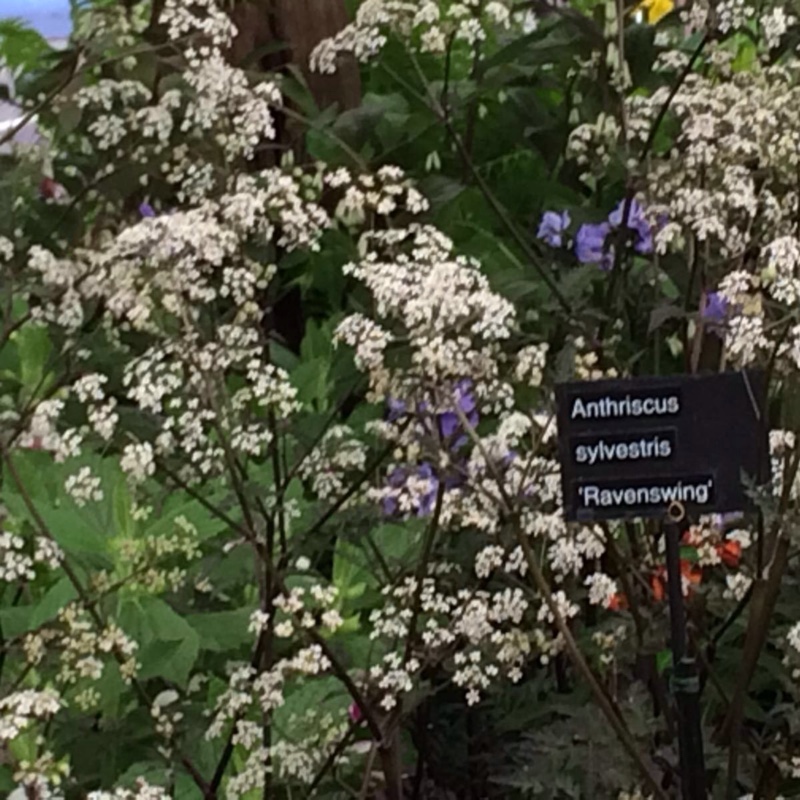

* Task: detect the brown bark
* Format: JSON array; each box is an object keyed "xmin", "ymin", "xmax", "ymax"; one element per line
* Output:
[
  {"xmin": 226, "ymin": 1, "xmax": 362, "ymax": 353},
  {"xmin": 229, "ymin": 0, "xmax": 361, "ymax": 113}
]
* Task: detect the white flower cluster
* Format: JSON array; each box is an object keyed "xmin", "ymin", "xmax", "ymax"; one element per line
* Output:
[
  {"xmin": 329, "ymin": 164, "xmax": 428, "ymax": 222},
  {"xmin": 271, "ymin": 584, "xmax": 343, "ymax": 639},
  {"xmin": 150, "ymin": 690, "xmax": 182, "ymax": 759},
  {"xmin": 585, "ymin": 572, "xmax": 619, "ymax": 608},
  {"xmin": 224, "ymin": 711, "xmax": 349, "ymax": 796},
  {"xmin": 117, "ymin": 329, "xmax": 300, "ymax": 482},
  {"xmin": 15, "ymin": 397, "xmax": 65, "ymax": 454},
  {"xmin": 724, "ymin": 572, "xmax": 752, "ymax": 602},
  {"xmin": 42, "ymin": 177, "xmax": 320, "ymax": 335},
  {"xmin": 64, "ymin": 0, "xmax": 282, "ymax": 204},
  {"xmin": 368, "ymin": 574, "xmax": 533, "ymax": 706},
  {"xmin": 27, "ymin": 165, "xmax": 335, "ymax": 485},
  {"xmin": 120, "ymin": 442, "xmax": 155, "ymax": 485},
  {"xmin": 299, "ymin": 425, "xmax": 368, "ymax": 500},
  {"xmin": 545, "ymin": 523, "xmax": 606, "ymax": 579},
  {"xmin": 770, "ymin": 429, "xmax": 800, "ymax": 499},
  {"xmin": 206, "ymin": 643, "xmax": 332, "ymax": 741},
  {"xmin": 310, "ymin": 0, "xmax": 535, "ymax": 75},
  {"xmin": 620, "ymin": 59, "xmax": 800, "ymax": 376},
  {"xmin": 514, "ymin": 343, "xmax": 549, "ymax": 387},
  {"xmin": 9, "ymin": 778, "xmax": 65, "ymax": 800},
  {"xmin": 64, "ymin": 466, "xmax": 104, "ymax": 507},
  {"xmin": 0, "ymin": 689, "xmax": 62, "ymax": 741},
  {"xmin": 617, "ymin": 790, "xmax": 653, "ymax": 800},
  {"xmin": 0, "ymin": 527, "xmax": 63, "ymax": 582},
  {"xmin": 72, "ymin": 374, "xmax": 119, "ymax": 442},
  {"xmin": 21, "ymin": 605, "xmax": 139, "ymax": 686},
  {"xmin": 114, "ymin": 514, "xmax": 202, "ymax": 595},
  {"xmin": 567, "ymin": 113, "xmax": 623, "ymax": 185},
  {"xmin": 627, "ymin": 62, "xmax": 800, "ymax": 258},
  {"xmin": 337, "ymin": 221, "xmax": 515, "ymax": 403},
  {"xmin": 87, "ymin": 780, "xmax": 172, "ymax": 800},
  {"xmin": 0, "ymin": 235, "xmax": 14, "ymax": 261},
  {"xmin": 593, "ymin": 626, "xmax": 627, "ymax": 667}
]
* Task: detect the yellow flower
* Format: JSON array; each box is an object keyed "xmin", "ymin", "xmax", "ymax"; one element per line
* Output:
[{"xmin": 632, "ymin": 0, "xmax": 674, "ymax": 24}]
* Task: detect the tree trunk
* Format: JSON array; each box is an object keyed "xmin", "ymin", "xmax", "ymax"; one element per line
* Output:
[
  {"xmin": 227, "ymin": 0, "xmax": 361, "ymax": 353},
  {"xmin": 229, "ymin": 0, "xmax": 361, "ymax": 114}
]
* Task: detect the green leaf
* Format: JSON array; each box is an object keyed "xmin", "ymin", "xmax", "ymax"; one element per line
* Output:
[
  {"xmin": 143, "ymin": 596, "xmax": 193, "ymax": 640},
  {"xmin": 186, "ymin": 609, "xmax": 253, "ymax": 653},
  {"xmin": 112, "ymin": 475, "xmax": 134, "ymax": 540},
  {"xmin": 37, "ymin": 504, "xmax": 110, "ymax": 558},
  {"xmin": 272, "ymin": 676, "xmax": 349, "ymax": 738},
  {"xmin": 656, "ymin": 648, "xmax": 672, "ymax": 674},
  {"xmin": 58, "ymin": 101, "xmax": 82, "ymax": 135},
  {"xmin": 30, "ymin": 576, "xmax": 78, "ymax": 628},
  {"xmin": 269, "ymin": 340, "xmax": 300, "ymax": 373},
  {"xmin": 331, "ymin": 92, "xmax": 410, "ymax": 152},
  {"xmin": 137, "ymin": 638, "xmax": 198, "ymax": 686},
  {"xmin": 122, "ymin": 596, "xmax": 200, "ymax": 686},
  {"xmin": 0, "ymin": 19, "xmax": 51, "ymax": 72},
  {"xmin": 732, "ymin": 37, "xmax": 757, "ymax": 72},
  {"xmin": 12, "ymin": 323, "xmax": 52, "ymax": 393},
  {"xmin": 145, "ymin": 494, "xmax": 229, "ymax": 542},
  {"xmin": 658, "ymin": 269, "xmax": 681, "ymax": 300},
  {"xmin": 95, "ymin": 657, "xmax": 127, "ymax": 719},
  {"xmin": 332, "ymin": 538, "xmax": 373, "ymax": 604},
  {"xmin": 417, "ymin": 174, "xmax": 466, "ymax": 212},
  {"xmin": 372, "ymin": 522, "xmax": 422, "ymax": 566},
  {"xmin": 300, "ymin": 319, "xmax": 334, "ymax": 363},
  {"xmin": 290, "ymin": 358, "xmax": 330, "ymax": 410},
  {"xmin": 0, "ymin": 605, "xmax": 35, "ymax": 638},
  {"xmin": 648, "ymin": 304, "xmax": 685, "ymax": 333},
  {"xmin": 1, "ymin": 450, "xmax": 59, "ymax": 502}
]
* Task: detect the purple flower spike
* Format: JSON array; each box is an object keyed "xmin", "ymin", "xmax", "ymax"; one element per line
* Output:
[
  {"xmin": 455, "ymin": 379, "xmax": 477, "ymax": 417},
  {"xmin": 537, "ymin": 210, "xmax": 571, "ymax": 248},
  {"xmin": 381, "ymin": 495, "xmax": 398, "ymax": 516},
  {"xmin": 711, "ymin": 511, "xmax": 744, "ymax": 528},
  {"xmin": 387, "ymin": 467, "xmax": 407, "ymax": 488},
  {"xmin": 701, "ymin": 292, "xmax": 728, "ymax": 325},
  {"xmin": 438, "ymin": 379, "xmax": 479, "ymax": 442},
  {"xmin": 575, "ymin": 222, "xmax": 614, "ymax": 270},
  {"xmin": 387, "ymin": 397, "xmax": 407, "ymax": 422},
  {"xmin": 139, "ymin": 201, "xmax": 156, "ymax": 218},
  {"xmin": 381, "ymin": 467, "xmax": 407, "ymax": 516},
  {"xmin": 609, "ymin": 198, "xmax": 653, "ymax": 255},
  {"xmin": 438, "ymin": 411, "xmax": 460, "ymax": 439},
  {"xmin": 634, "ymin": 229, "xmax": 654, "ymax": 255},
  {"xmin": 608, "ymin": 198, "xmax": 645, "ymax": 229},
  {"xmin": 416, "ymin": 463, "xmax": 439, "ymax": 517}
]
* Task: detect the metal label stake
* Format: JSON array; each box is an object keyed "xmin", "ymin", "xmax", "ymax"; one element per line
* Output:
[{"xmin": 665, "ymin": 500, "xmax": 707, "ymax": 799}]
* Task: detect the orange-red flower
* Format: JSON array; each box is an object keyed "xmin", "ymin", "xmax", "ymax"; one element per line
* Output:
[
  {"xmin": 683, "ymin": 560, "xmax": 702, "ymax": 587},
  {"xmin": 651, "ymin": 568, "xmax": 666, "ymax": 602},
  {"xmin": 716, "ymin": 540, "xmax": 741, "ymax": 568},
  {"xmin": 650, "ymin": 560, "xmax": 702, "ymax": 601},
  {"xmin": 609, "ymin": 592, "xmax": 629, "ymax": 611}
]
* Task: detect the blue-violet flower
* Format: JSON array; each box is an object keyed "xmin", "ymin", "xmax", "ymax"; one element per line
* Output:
[{"xmin": 537, "ymin": 210, "xmax": 571, "ymax": 248}]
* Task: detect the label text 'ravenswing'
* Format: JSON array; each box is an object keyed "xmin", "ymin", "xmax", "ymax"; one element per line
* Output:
[{"xmin": 577, "ymin": 477, "xmax": 715, "ymax": 509}]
